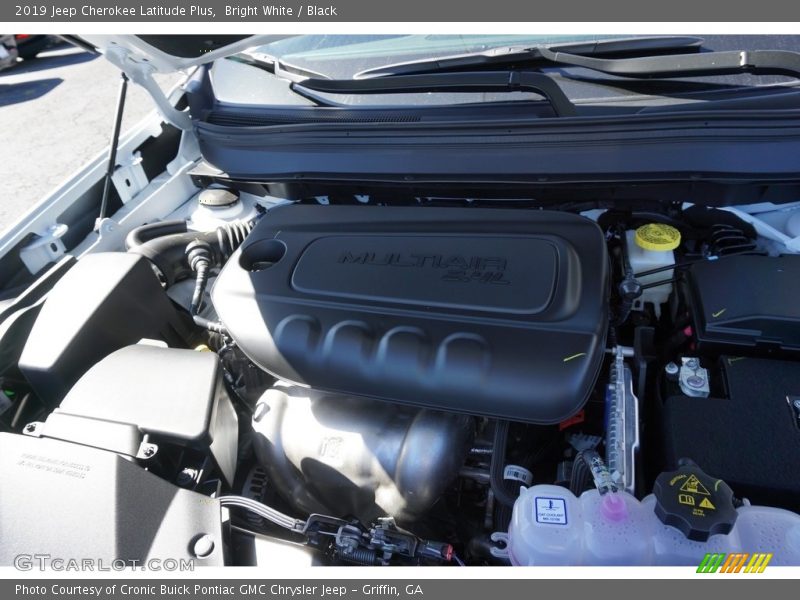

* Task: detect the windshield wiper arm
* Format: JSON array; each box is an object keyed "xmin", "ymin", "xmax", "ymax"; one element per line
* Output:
[
  {"xmin": 292, "ymin": 71, "xmax": 577, "ymax": 117},
  {"xmin": 359, "ymin": 42, "xmax": 800, "ymax": 83},
  {"xmin": 536, "ymin": 48, "xmax": 800, "ymax": 79},
  {"xmin": 229, "ymin": 52, "xmax": 344, "ymax": 106},
  {"xmin": 355, "ymin": 36, "xmax": 704, "ymax": 79},
  {"xmin": 230, "ymin": 52, "xmax": 331, "ymax": 82}
]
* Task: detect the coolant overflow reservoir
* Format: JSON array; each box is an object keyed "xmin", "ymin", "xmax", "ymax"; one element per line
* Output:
[
  {"xmin": 508, "ymin": 479, "xmax": 800, "ymax": 566},
  {"xmin": 626, "ymin": 223, "xmax": 681, "ymax": 317},
  {"xmin": 508, "ymin": 486, "xmax": 653, "ymax": 566}
]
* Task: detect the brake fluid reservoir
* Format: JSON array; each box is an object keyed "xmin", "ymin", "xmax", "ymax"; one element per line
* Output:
[{"xmin": 625, "ymin": 223, "xmax": 681, "ymax": 317}]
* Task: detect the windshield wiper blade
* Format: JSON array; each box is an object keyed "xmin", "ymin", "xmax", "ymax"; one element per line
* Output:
[
  {"xmin": 292, "ymin": 71, "xmax": 577, "ymax": 117},
  {"xmin": 355, "ymin": 36, "xmax": 704, "ymax": 79}
]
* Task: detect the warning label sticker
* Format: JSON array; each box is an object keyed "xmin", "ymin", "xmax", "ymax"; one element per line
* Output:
[
  {"xmin": 535, "ymin": 497, "xmax": 568, "ymax": 525},
  {"xmin": 699, "ymin": 498, "xmax": 716, "ymax": 510},
  {"xmin": 680, "ymin": 474, "xmax": 711, "ymax": 496}
]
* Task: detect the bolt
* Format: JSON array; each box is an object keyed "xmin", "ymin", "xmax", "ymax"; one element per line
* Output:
[
  {"xmin": 176, "ymin": 468, "xmax": 197, "ymax": 486},
  {"xmin": 665, "ymin": 362, "xmax": 679, "ymax": 376},
  {"xmin": 685, "ymin": 358, "xmax": 700, "ymax": 370},
  {"xmin": 142, "ymin": 446, "xmax": 155, "ymax": 458},
  {"xmin": 192, "ymin": 534, "xmax": 215, "ymax": 558},
  {"xmin": 687, "ymin": 375, "xmax": 705, "ymax": 389},
  {"xmin": 24, "ymin": 423, "xmax": 35, "ymax": 433}
]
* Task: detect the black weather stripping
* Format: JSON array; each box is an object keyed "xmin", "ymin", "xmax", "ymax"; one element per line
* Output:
[{"xmin": 292, "ymin": 71, "xmax": 577, "ymax": 117}]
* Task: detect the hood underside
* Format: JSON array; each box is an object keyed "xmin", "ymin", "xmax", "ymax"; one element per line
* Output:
[{"xmin": 78, "ymin": 34, "xmax": 293, "ymax": 72}]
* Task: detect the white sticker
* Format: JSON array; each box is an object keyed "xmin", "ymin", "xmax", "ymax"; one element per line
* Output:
[
  {"xmin": 503, "ymin": 464, "xmax": 533, "ymax": 486},
  {"xmin": 535, "ymin": 496, "xmax": 568, "ymax": 525}
]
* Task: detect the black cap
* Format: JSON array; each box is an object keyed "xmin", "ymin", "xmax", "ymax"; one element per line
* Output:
[{"xmin": 653, "ymin": 460, "xmax": 738, "ymax": 542}]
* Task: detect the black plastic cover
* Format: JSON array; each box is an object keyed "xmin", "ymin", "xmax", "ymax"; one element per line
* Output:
[
  {"xmin": 212, "ymin": 205, "xmax": 608, "ymax": 423},
  {"xmin": 661, "ymin": 356, "xmax": 800, "ymax": 511},
  {"xmin": 653, "ymin": 461, "xmax": 738, "ymax": 542},
  {"xmin": 18, "ymin": 253, "xmax": 189, "ymax": 406},
  {"xmin": 45, "ymin": 345, "xmax": 239, "ymax": 486},
  {"xmin": 0, "ymin": 433, "xmax": 224, "ymax": 565},
  {"xmin": 687, "ymin": 255, "xmax": 800, "ymax": 356}
]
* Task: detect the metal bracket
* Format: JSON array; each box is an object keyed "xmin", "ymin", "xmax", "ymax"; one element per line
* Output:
[
  {"xmin": 19, "ymin": 223, "xmax": 69, "ymax": 276},
  {"xmin": 679, "ymin": 356, "xmax": 711, "ymax": 398},
  {"xmin": 22, "ymin": 421, "xmax": 44, "ymax": 437},
  {"xmin": 136, "ymin": 441, "xmax": 159, "ymax": 460},
  {"xmin": 111, "ymin": 151, "xmax": 148, "ymax": 203},
  {"xmin": 605, "ymin": 345, "xmax": 641, "ymax": 494}
]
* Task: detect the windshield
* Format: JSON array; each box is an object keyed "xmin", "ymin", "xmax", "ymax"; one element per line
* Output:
[
  {"xmin": 212, "ymin": 34, "xmax": 800, "ymax": 107},
  {"xmin": 254, "ymin": 35, "xmax": 601, "ymax": 78}
]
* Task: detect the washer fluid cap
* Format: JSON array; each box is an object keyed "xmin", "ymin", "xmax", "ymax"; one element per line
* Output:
[
  {"xmin": 199, "ymin": 188, "xmax": 240, "ymax": 208},
  {"xmin": 634, "ymin": 223, "xmax": 681, "ymax": 251}
]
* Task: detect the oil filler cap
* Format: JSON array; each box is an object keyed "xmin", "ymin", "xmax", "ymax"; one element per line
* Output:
[
  {"xmin": 634, "ymin": 223, "xmax": 681, "ymax": 251},
  {"xmin": 653, "ymin": 460, "xmax": 738, "ymax": 542}
]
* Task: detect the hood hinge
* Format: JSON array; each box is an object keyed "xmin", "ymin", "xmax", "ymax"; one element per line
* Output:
[{"xmin": 104, "ymin": 45, "xmax": 192, "ymax": 131}]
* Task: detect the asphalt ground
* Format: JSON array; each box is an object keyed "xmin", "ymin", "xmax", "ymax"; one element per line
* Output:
[{"xmin": 0, "ymin": 41, "xmax": 181, "ymax": 232}]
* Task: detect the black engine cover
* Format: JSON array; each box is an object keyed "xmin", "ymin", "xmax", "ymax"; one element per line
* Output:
[{"xmin": 212, "ymin": 205, "xmax": 608, "ymax": 423}]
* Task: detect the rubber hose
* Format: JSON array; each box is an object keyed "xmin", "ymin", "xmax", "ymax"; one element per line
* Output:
[
  {"xmin": 494, "ymin": 503, "xmax": 513, "ymax": 532},
  {"xmin": 490, "ymin": 421, "xmax": 519, "ymax": 508},
  {"xmin": 569, "ymin": 453, "xmax": 593, "ymax": 495},
  {"xmin": 126, "ymin": 220, "xmax": 255, "ymax": 287},
  {"xmin": 124, "ymin": 220, "xmax": 188, "ymax": 249},
  {"xmin": 128, "ymin": 229, "xmax": 221, "ymax": 286},
  {"xmin": 467, "ymin": 534, "xmax": 511, "ymax": 564}
]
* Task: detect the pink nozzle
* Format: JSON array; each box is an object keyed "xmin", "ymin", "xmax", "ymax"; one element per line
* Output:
[{"xmin": 601, "ymin": 493, "xmax": 629, "ymax": 522}]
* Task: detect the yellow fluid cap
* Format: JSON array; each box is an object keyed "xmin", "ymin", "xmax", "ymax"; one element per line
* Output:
[{"xmin": 634, "ymin": 223, "xmax": 681, "ymax": 251}]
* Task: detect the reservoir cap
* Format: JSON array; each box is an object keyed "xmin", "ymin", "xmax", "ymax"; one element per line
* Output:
[
  {"xmin": 634, "ymin": 223, "xmax": 681, "ymax": 251},
  {"xmin": 653, "ymin": 460, "xmax": 737, "ymax": 542}
]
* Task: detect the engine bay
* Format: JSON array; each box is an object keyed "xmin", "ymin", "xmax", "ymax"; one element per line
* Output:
[
  {"xmin": 212, "ymin": 205, "xmax": 608, "ymax": 424},
  {"xmin": 2, "ymin": 191, "xmax": 800, "ymax": 567}
]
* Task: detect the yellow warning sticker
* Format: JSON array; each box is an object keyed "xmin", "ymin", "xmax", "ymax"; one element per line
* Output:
[
  {"xmin": 680, "ymin": 474, "xmax": 711, "ymax": 496},
  {"xmin": 700, "ymin": 498, "xmax": 716, "ymax": 510},
  {"xmin": 669, "ymin": 474, "xmax": 687, "ymax": 487}
]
